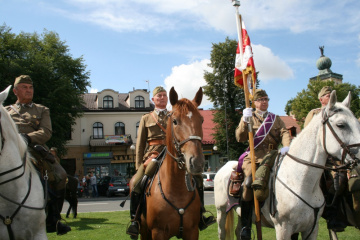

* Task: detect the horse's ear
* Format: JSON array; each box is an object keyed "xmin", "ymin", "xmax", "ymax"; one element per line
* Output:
[
  {"xmin": 169, "ymin": 87, "xmax": 178, "ymax": 106},
  {"xmin": 341, "ymin": 91, "xmax": 351, "ymax": 108},
  {"xmin": 192, "ymin": 87, "xmax": 203, "ymax": 107},
  {"xmin": 326, "ymin": 90, "xmax": 337, "ymax": 112},
  {"xmin": 0, "ymin": 85, "xmax": 12, "ymax": 104}
]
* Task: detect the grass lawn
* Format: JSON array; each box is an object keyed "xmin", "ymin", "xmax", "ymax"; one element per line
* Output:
[{"xmin": 48, "ymin": 205, "xmax": 359, "ymax": 239}]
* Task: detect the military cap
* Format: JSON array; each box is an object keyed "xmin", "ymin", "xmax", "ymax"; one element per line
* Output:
[
  {"xmin": 253, "ymin": 89, "xmax": 268, "ymax": 101},
  {"xmin": 318, "ymin": 86, "xmax": 332, "ymax": 99},
  {"xmin": 153, "ymin": 86, "xmax": 166, "ymax": 97},
  {"xmin": 14, "ymin": 75, "xmax": 33, "ymax": 87}
]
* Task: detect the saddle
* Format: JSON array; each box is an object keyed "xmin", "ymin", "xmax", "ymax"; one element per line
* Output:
[{"xmin": 229, "ymin": 171, "xmax": 244, "ymax": 197}]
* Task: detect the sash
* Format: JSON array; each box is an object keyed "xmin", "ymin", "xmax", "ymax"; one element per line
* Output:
[{"xmin": 236, "ymin": 112, "xmax": 276, "ymax": 173}]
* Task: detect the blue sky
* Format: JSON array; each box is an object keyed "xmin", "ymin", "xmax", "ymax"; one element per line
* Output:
[{"xmin": 1, "ymin": 0, "xmax": 359, "ymax": 115}]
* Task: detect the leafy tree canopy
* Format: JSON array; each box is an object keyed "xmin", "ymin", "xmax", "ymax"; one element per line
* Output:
[
  {"xmin": 285, "ymin": 79, "xmax": 360, "ymax": 128},
  {"xmin": 0, "ymin": 24, "xmax": 91, "ymax": 156}
]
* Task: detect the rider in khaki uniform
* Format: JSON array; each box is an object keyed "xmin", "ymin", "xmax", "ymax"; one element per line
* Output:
[
  {"xmin": 6, "ymin": 75, "xmax": 71, "ymax": 235},
  {"xmin": 126, "ymin": 86, "xmax": 215, "ymax": 238},
  {"xmin": 303, "ymin": 86, "xmax": 332, "ymax": 128},
  {"xmin": 236, "ymin": 89, "xmax": 291, "ymax": 240}
]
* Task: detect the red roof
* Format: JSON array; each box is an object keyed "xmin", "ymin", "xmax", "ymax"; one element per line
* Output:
[
  {"xmin": 199, "ymin": 110, "xmax": 216, "ymax": 144},
  {"xmin": 279, "ymin": 116, "xmax": 301, "ymax": 134}
]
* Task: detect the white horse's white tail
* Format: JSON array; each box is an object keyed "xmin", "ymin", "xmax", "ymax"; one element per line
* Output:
[{"xmin": 225, "ymin": 210, "xmax": 234, "ymax": 240}]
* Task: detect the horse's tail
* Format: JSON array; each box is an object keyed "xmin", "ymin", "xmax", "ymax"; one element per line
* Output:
[{"xmin": 225, "ymin": 209, "xmax": 234, "ymax": 240}]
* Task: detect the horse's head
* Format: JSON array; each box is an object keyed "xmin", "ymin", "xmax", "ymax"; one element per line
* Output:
[
  {"xmin": 166, "ymin": 87, "xmax": 205, "ymax": 175},
  {"xmin": 0, "ymin": 85, "xmax": 27, "ymax": 155},
  {"xmin": 321, "ymin": 90, "xmax": 360, "ymax": 164}
]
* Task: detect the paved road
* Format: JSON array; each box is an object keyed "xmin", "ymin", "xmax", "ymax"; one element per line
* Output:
[{"xmin": 62, "ymin": 190, "xmax": 215, "ymax": 214}]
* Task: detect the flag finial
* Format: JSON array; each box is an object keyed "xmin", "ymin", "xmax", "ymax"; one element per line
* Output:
[{"xmin": 232, "ymin": 0, "xmax": 240, "ymax": 7}]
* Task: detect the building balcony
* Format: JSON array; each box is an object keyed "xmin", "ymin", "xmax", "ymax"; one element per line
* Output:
[{"xmin": 89, "ymin": 134, "xmax": 133, "ymax": 147}]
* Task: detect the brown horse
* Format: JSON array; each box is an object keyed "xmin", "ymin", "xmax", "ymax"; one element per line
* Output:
[{"xmin": 138, "ymin": 87, "xmax": 205, "ymax": 240}]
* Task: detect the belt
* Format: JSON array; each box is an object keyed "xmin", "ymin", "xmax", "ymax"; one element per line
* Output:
[
  {"xmin": 148, "ymin": 139, "xmax": 165, "ymax": 146},
  {"xmin": 268, "ymin": 144, "xmax": 274, "ymax": 150}
]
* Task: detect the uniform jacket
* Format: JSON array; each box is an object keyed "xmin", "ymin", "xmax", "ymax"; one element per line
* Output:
[
  {"xmin": 304, "ymin": 108, "xmax": 321, "ymax": 128},
  {"xmin": 135, "ymin": 110, "xmax": 168, "ymax": 169},
  {"xmin": 235, "ymin": 110, "xmax": 291, "ymax": 164},
  {"xmin": 6, "ymin": 103, "xmax": 52, "ymax": 145}
]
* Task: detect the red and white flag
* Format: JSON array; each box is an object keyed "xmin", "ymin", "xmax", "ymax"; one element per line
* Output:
[{"xmin": 234, "ymin": 16, "xmax": 256, "ymax": 94}]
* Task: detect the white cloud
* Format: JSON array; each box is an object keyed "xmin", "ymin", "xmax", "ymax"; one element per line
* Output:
[
  {"xmin": 89, "ymin": 88, "xmax": 99, "ymax": 93},
  {"xmin": 252, "ymin": 44, "xmax": 294, "ymax": 81},
  {"xmin": 47, "ymin": 0, "xmax": 360, "ymax": 35},
  {"xmin": 164, "ymin": 59, "xmax": 212, "ymax": 109}
]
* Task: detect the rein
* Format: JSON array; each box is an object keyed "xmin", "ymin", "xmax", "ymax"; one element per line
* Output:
[
  {"xmin": 0, "ymin": 112, "xmax": 47, "ymax": 240},
  {"xmin": 274, "ymin": 108, "xmax": 360, "ymax": 240}
]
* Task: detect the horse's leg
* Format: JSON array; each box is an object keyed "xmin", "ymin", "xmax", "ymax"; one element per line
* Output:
[
  {"xmin": 216, "ymin": 205, "xmax": 229, "ymax": 240},
  {"xmin": 328, "ymin": 229, "xmax": 338, "ymax": 240},
  {"xmin": 274, "ymin": 224, "xmax": 294, "ymax": 240},
  {"xmin": 300, "ymin": 225, "xmax": 320, "ymax": 240},
  {"xmin": 66, "ymin": 204, "xmax": 71, "ymax": 218},
  {"xmin": 183, "ymin": 228, "xmax": 199, "ymax": 240},
  {"xmin": 73, "ymin": 197, "xmax": 78, "ymax": 218}
]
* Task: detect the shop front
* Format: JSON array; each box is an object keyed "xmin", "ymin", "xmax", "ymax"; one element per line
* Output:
[{"xmin": 83, "ymin": 152, "xmax": 112, "ymax": 178}]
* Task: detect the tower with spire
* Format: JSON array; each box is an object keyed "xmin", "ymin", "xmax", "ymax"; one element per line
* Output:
[{"xmin": 309, "ymin": 46, "xmax": 343, "ymax": 84}]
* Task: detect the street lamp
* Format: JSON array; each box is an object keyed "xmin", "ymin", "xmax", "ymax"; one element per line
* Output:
[{"xmin": 130, "ymin": 144, "xmax": 136, "ymax": 176}]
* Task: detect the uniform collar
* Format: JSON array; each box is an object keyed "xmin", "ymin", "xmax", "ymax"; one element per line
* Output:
[
  {"xmin": 16, "ymin": 102, "xmax": 33, "ymax": 108},
  {"xmin": 155, "ymin": 108, "xmax": 167, "ymax": 115},
  {"xmin": 255, "ymin": 110, "xmax": 268, "ymax": 119}
]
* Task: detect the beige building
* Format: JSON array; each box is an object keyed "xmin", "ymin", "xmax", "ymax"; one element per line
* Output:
[{"xmin": 63, "ymin": 88, "xmax": 153, "ymax": 179}]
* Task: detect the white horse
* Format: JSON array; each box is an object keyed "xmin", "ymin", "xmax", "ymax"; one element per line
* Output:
[
  {"xmin": 0, "ymin": 86, "xmax": 47, "ymax": 240},
  {"xmin": 215, "ymin": 90, "xmax": 360, "ymax": 240}
]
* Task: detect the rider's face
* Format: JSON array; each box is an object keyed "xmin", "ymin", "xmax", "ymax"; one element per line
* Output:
[
  {"xmin": 13, "ymin": 83, "xmax": 34, "ymax": 104},
  {"xmin": 152, "ymin": 91, "xmax": 168, "ymax": 109}
]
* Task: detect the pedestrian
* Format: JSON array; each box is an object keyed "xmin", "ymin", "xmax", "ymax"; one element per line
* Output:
[
  {"xmin": 90, "ymin": 172, "xmax": 98, "ymax": 197},
  {"xmin": 82, "ymin": 175, "xmax": 90, "ymax": 198}
]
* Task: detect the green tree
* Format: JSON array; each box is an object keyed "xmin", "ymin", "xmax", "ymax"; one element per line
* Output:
[
  {"xmin": 0, "ymin": 24, "xmax": 90, "ymax": 155},
  {"xmin": 286, "ymin": 79, "xmax": 360, "ymax": 128},
  {"xmin": 203, "ymin": 37, "xmax": 251, "ymax": 160}
]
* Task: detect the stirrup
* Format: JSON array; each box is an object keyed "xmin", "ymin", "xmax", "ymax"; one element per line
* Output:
[
  {"xmin": 126, "ymin": 220, "xmax": 140, "ymax": 236},
  {"xmin": 199, "ymin": 210, "xmax": 216, "ymax": 231},
  {"xmin": 240, "ymin": 226, "xmax": 253, "ymax": 240}
]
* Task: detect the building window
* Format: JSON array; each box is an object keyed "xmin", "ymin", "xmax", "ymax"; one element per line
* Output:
[
  {"xmin": 135, "ymin": 96, "xmax": 145, "ymax": 108},
  {"xmin": 115, "ymin": 122, "xmax": 125, "ymax": 135},
  {"xmin": 103, "ymin": 95, "xmax": 113, "ymax": 108},
  {"xmin": 93, "ymin": 122, "xmax": 104, "ymax": 139},
  {"xmin": 136, "ymin": 122, "xmax": 139, "ymax": 138}
]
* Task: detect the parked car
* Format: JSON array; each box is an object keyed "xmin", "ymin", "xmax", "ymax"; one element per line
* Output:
[
  {"xmin": 97, "ymin": 176, "xmax": 130, "ymax": 197},
  {"xmin": 202, "ymin": 172, "xmax": 216, "ymax": 190}
]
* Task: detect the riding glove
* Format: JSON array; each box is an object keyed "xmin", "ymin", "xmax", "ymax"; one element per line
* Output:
[
  {"xmin": 280, "ymin": 146, "xmax": 289, "ymax": 155},
  {"xmin": 242, "ymin": 108, "xmax": 253, "ymax": 123}
]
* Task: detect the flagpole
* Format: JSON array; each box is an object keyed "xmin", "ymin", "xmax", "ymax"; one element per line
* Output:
[{"xmin": 233, "ymin": 1, "xmax": 262, "ymax": 240}]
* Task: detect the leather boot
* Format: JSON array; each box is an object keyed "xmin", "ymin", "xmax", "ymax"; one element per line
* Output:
[
  {"xmin": 240, "ymin": 201, "xmax": 253, "ymax": 240},
  {"xmin": 198, "ymin": 186, "xmax": 216, "ymax": 231},
  {"xmin": 126, "ymin": 192, "xmax": 141, "ymax": 237},
  {"xmin": 46, "ymin": 191, "xmax": 71, "ymax": 235}
]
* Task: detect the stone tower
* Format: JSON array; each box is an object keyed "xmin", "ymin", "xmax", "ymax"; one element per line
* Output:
[{"xmin": 309, "ymin": 46, "xmax": 343, "ymax": 84}]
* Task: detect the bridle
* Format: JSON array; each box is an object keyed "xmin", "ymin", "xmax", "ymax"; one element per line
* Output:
[
  {"xmin": 166, "ymin": 111, "xmax": 203, "ymax": 170},
  {"xmin": 274, "ymin": 107, "xmax": 360, "ymax": 240},
  {"xmin": 157, "ymin": 110, "xmax": 203, "ymax": 239},
  {"xmin": 286, "ymin": 108, "xmax": 360, "ymax": 171},
  {"xmin": 0, "ymin": 111, "xmax": 47, "ymax": 240}
]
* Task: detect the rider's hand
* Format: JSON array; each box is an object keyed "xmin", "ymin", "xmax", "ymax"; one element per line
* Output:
[
  {"xmin": 280, "ymin": 146, "xmax": 289, "ymax": 155},
  {"xmin": 242, "ymin": 108, "xmax": 253, "ymax": 123}
]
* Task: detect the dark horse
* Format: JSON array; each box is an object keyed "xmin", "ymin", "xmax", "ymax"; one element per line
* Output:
[
  {"xmin": 65, "ymin": 175, "xmax": 78, "ymax": 219},
  {"xmin": 137, "ymin": 87, "xmax": 205, "ymax": 240}
]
